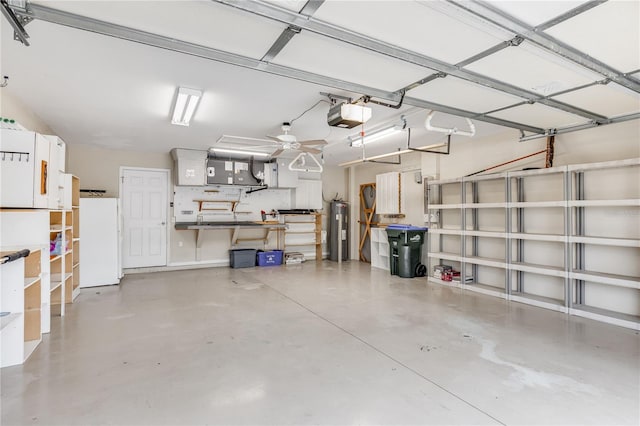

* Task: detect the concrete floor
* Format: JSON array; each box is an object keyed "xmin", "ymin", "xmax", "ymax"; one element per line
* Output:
[{"xmin": 2, "ymin": 261, "xmax": 639, "ymax": 425}]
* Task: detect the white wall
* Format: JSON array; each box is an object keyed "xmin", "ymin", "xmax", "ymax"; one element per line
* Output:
[{"xmin": 0, "ymin": 91, "xmax": 53, "ymax": 135}]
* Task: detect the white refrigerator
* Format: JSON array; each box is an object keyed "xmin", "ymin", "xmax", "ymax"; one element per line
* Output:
[{"xmin": 80, "ymin": 198, "xmax": 122, "ymax": 287}]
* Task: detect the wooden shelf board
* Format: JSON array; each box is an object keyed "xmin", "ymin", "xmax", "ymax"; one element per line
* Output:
[
  {"xmin": 73, "ymin": 238, "xmax": 80, "ymax": 242},
  {"xmin": 49, "ymin": 255, "xmax": 61, "ymax": 262},
  {"xmin": 24, "ymin": 339, "xmax": 41, "ymax": 361},
  {"xmin": 24, "ymin": 277, "xmax": 40, "ymax": 289},
  {"xmin": 50, "ymin": 280, "xmax": 62, "ymax": 292},
  {"xmin": 0, "ymin": 313, "xmax": 22, "ymax": 332},
  {"xmin": 285, "ymin": 231, "xmax": 316, "ymax": 234}
]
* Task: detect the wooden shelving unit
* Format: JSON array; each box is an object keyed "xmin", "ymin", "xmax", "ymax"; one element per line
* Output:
[
  {"xmin": 0, "ymin": 248, "xmax": 43, "ymax": 367},
  {"xmin": 282, "ymin": 213, "xmax": 322, "ymax": 261},
  {"xmin": 71, "ymin": 175, "xmax": 80, "ymax": 300},
  {"xmin": 49, "ymin": 176, "xmax": 81, "ymax": 314}
]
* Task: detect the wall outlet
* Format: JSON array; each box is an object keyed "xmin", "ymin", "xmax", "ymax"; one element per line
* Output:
[{"xmin": 178, "ymin": 241, "xmax": 183, "ymax": 247}]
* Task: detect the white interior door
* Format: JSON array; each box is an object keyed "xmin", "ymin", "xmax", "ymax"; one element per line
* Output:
[{"xmin": 121, "ymin": 168, "xmax": 168, "ymax": 268}]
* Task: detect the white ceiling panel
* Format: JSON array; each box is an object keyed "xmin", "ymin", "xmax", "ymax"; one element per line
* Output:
[
  {"xmin": 312, "ymin": 1, "xmax": 509, "ymax": 64},
  {"xmin": 272, "ymin": 31, "xmax": 433, "ymax": 92},
  {"xmin": 31, "ymin": 1, "xmax": 286, "ymax": 59},
  {"xmin": 465, "ymin": 40, "xmax": 603, "ymax": 95},
  {"xmin": 552, "ymin": 83, "xmax": 640, "ymax": 118},
  {"xmin": 490, "ymin": 1, "xmax": 590, "ymax": 26},
  {"xmin": 546, "ymin": 1, "xmax": 640, "ymax": 72},
  {"xmin": 488, "ymin": 103, "xmax": 586, "ymax": 129},
  {"xmin": 407, "ymin": 76, "xmax": 525, "ymax": 113}
]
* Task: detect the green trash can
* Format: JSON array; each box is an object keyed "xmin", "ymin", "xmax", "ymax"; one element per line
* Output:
[{"xmin": 386, "ymin": 225, "xmax": 428, "ymax": 278}]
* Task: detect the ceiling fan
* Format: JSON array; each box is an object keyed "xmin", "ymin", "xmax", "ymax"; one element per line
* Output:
[{"xmin": 266, "ymin": 122, "xmax": 327, "ymax": 157}]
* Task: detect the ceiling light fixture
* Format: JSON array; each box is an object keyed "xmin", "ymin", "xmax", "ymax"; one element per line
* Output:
[
  {"xmin": 349, "ymin": 124, "xmax": 405, "ymax": 147},
  {"xmin": 338, "ymin": 141, "xmax": 449, "ymax": 167},
  {"xmin": 210, "ymin": 147, "xmax": 270, "ymax": 158},
  {"xmin": 171, "ymin": 87, "xmax": 202, "ymax": 126},
  {"xmin": 425, "ymin": 111, "xmax": 476, "ymax": 137}
]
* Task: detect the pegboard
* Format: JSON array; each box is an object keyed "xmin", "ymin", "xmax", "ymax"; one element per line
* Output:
[{"xmin": 173, "ymin": 185, "xmax": 292, "ymax": 223}]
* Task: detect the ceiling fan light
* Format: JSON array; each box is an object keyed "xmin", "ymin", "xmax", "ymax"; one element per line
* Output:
[{"xmin": 171, "ymin": 87, "xmax": 202, "ymax": 126}]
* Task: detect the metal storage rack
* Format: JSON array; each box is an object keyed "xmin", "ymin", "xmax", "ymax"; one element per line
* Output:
[
  {"xmin": 426, "ymin": 158, "xmax": 640, "ymax": 330},
  {"xmin": 568, "ymin": 159, "xmax": 640, "ymax": 329}
]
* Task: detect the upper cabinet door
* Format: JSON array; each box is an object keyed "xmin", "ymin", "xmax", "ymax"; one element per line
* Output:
[
  {"xmin": 376, "ymin": 172, "xmax": 401, "ymax": 215},
  {"xmin": 0, "ymin": 129, "xmax": 36, "ymax": 208},
  {"xmin": 33, "ymin": 133, "xmax": 50, "ymax": 209}
]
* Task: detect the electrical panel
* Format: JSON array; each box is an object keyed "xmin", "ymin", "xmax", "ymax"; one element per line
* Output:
[{"xmin": 206, "ymin": 159, "xmax": 235, "ymax": 185}]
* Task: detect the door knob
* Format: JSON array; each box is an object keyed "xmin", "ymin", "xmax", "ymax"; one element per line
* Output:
[{"xmin": 161, "ymin": 222, "xmax": 166, "ymax": 225}]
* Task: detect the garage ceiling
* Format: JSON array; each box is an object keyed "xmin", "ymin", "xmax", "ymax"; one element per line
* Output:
[{"xmin": 1, "ymin": 0, "xmax": 638, "ymax": 166}]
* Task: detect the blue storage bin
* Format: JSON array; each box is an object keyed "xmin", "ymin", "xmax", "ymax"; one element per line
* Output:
[{"xmin": 257, "ymin": 250, "xmax": 283, "ymax": 266}]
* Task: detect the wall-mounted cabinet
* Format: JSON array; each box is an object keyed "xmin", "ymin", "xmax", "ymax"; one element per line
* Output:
[
  {"xmin": 376, "ymin": 172, "xmax": 403, "ymax": 215},
  {"xmin": 171, "ymin": 148, "xmax": 206, "ymax": 186},
  {"xmin": 295, "ymin": 179, "xmax": 322, "ymax": 210},
  {"xmin": 0, "ymin": 130, "xmax": 51, "ymax": 208},
  {"xmin": 426, "ymin": 158, "xmax": 640, "ymax": 330}
]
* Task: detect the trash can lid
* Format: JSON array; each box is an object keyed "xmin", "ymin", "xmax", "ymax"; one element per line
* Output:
[{"xmin": 386, "ymin": 224, "xmax": 428, "ymax": 231}]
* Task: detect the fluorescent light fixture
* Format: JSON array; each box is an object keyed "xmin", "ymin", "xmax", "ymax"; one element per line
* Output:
[
  {"xmin": 171, "ymin": 87, "xmax": 202, "ymax": 126},
  {"xmin": 349, "ymin": 125, "xmax": 404, "ymax": 147},
  {"xmin": 210, "ymin": 147, "xmax": 269, "ymax": 158}
]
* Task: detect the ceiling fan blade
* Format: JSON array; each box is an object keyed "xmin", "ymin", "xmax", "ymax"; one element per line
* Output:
[
  {"xmin": 300, "ymin": 147, "xmax": 322, "ymax": 154},
  {"xmin": 270, "ymin": 149, "xmax": 285, "ymax": 157},
  {"xmin": 266, "ymin": 135, "xmax": 283, "ymax": 142},
  {"xmin": 298, "ymin": 139, "xmax": 328, "ymax": 146}
]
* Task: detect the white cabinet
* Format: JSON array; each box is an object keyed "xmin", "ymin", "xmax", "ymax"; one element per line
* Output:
[
  {"xmin": 376, "ymin": 172, "xmax": 403, "ymax": 214},
  {"xmin": 276, "ymin": 158, "xmax": 299, "ymax": 188},
  {"xmin": 0, "ymin": 130, "xmax": 50, "ymax": 208},
  {"xmin": 45, "ymin": 135, "xmax": 66, "ymax": 209},
  {"xmin": 370, "ymin": 228, "xmax": 390, "ymax": 270},
  {"xmin": 171, "ymin": 148, "xmax": 206, "ymax": 186},
  {"xmin": 295, "ymin": 179, "xmax": 322, "ymax": 209}
]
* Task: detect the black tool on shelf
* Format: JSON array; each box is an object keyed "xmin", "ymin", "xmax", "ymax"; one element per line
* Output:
[{"xmin": 0, "ymin": 249, "xmax": 30, "ymax": 265}]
